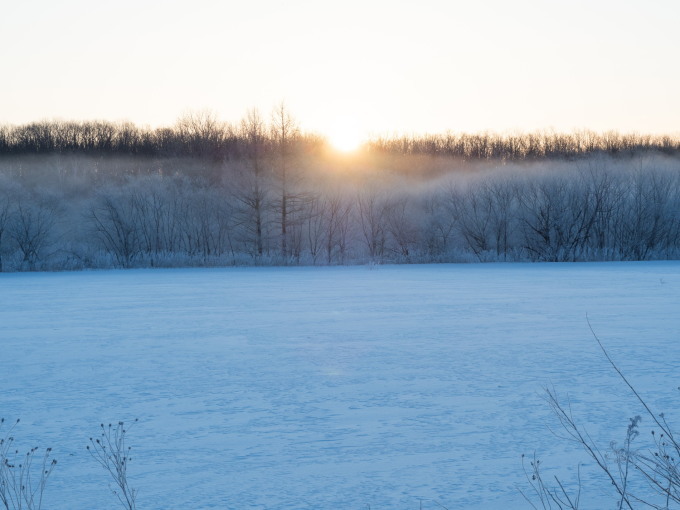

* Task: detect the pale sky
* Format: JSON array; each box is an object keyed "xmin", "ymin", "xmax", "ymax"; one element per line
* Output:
[{"xmin": 2, "ymin": 0, "xmax": 679, "ymax": 141}]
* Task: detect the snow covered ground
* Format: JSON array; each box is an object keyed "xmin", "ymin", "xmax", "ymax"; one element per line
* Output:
[{"xmin": 1, "ymin": 262, "xmax": 679, "ymax": 509}]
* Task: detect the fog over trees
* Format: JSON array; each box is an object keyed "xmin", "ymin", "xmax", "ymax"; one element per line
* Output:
[{"xmin": 0, "ymin": 109, "xmax": 679, "ymax": 271}]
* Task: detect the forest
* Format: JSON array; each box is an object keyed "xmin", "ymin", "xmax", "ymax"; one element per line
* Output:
[{"xmin": 1, "ymin": 109, "xmax": 680, "ymax": 271}]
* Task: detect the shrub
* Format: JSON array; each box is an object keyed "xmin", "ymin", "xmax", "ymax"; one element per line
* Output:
[
  {"xmin": 87, "ymin": 420, "xmax": 138, "ymax": 510},
  {"xmin": 522, "ymin": 321, "xmax": 680, "ymax": 509},
  {"xmin": 0, "ymin": 418, "xmax": 57, "ymax": 510}
]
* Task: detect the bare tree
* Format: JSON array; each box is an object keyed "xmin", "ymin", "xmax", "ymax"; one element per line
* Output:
[
  {"xmin": 174, "ymin": 109, "xmax": 229, "ymax": 160},
  {"xmin": 517, "ymin": 173, "xmax": 598, "ymax": 262},
  {"xmin": 420, "ymin": 188, "xmax": 458, "ymax": 260},
  {"xmin": 454, "ymin": 183, "xmax": 494, "ymax": 261},
  {"xmin": 483, "ymin": 177, "xmax": 518, "ymax": 260},
  {"xmin": 89, "ymin": 186, "xmax": 141, "ymax": 267},
  {"xmin": 180, "ymin": 185, "xmax": 235, "ymax": 260},
  {"xmin": 7, "ymin": 196, "xmax": 57, "ymax": 270},
  {"xmin": 357, "ymin": 189, "xmax": 388, "ymax": 261},
  {"xmin": 232, "ymin": 109, "xmax": 270, "ymax": 257},
  {"xmin": 385, "ymin": 195, "xmax": 420, "ymax": 259},
  {"xmin": 130, "ymin": 176, "xmax": 183, "ymax": 259},
  {"xmin": 0, "ymin": 177, "xmax": 20, "ymax": 271},
  {"xmin": 270, "ymin": 103, "xmax": 300, "ymax": 259},
  {"xmin": 579, "ymin": 161, "xmax": 626, "ymax": 259},
  {"xmin": 305, "ymin": 195, "xmax": 325, "ymax": 264},
  {"xmin": 323, "ymin": 193, "xmax": 353, "ymax": 264},
  {"xmin": 614, "ymin": 168, "xmax": 680, "ymax": 260}
]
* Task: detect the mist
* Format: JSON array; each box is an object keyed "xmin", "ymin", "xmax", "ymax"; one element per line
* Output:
[{"xmin": 1, "ymin": 116, "xmax": 680, "ymax": 271}]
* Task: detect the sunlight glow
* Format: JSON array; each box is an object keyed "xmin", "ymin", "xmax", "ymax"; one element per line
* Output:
[{"xmin": 326, "ymin": 119, "xmax": 364, "ymax": 153}]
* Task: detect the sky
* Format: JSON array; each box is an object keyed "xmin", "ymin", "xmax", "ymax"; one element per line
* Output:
[{"xmin": 1, "ymin": 0, "xmax": 679, "ymax": 142}]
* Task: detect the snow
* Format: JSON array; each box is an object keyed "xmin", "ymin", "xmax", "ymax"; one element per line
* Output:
[{"xmin": 1, "ymin": 262, "xmax": 679, "ymax": 509}]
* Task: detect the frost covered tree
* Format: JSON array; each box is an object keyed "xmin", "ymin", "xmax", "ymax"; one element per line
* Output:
[
  {"xmin": 419, "ymin": 187, "xmax": 458, "ymax": 260},
  {"xmin": 89, "ymin": 185, "xmax": 141, "ymax": 267},
  {"xmin": 270, "ymin": 104, "xmax": 296, "ymax": 258},
  {"xmin": 7, "ymin": 191, "xmax": 58, "ymax": 270},
  {"xmin": 129, "ymin": 176, "xmax": 182, "ymax": 257},
  {"xmin": 0, "ymin": 177, "xmax": 19, "ymax": 271},
  {"xmin": 385, "ymin": 195, "xmax": 420, "ymax": 259},
  {"xmin": 357, "ymin": 189, "xmax": 388, "ymax": 261},
  {"xmin": 232, "ymin": 109, "xmax": 270, "ymax": 257},
  {"xmin": 517, "ymin": 173, "xmax": 599, "ymax": 262},
  {"xmin": 269, "ymin": 104, "xmax": 313, "ymax": 259},
  {"xmin": 322, "ymin": 193, "xmax": 353, "ymax": 264},
  {"xmin": 614, "ymin": 169, "xmax": 680, "ymax": 260},
  {"xmin": 179, "ymin": 184, "xmax": 235, "ymax": 260}
]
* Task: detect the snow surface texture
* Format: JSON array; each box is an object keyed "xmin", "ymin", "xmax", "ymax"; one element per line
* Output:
[{"xmin": 1, "ymin": 263, "xmax": 679, "ymax": 509}]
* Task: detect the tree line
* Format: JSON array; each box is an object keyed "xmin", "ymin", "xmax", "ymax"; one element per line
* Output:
[
  {"xmin": 1, "ymin": 156, "xmax": 680, "ymax": 271},
  {"xmin": 1, "ymin": 108, "xmax": 680, "ymax": 271},
  {"xmin": 366, "ymin": 130, "xmax": 680, "ymax": 160},
  {"xmin": 0, "ymin": 110, "xmax": 323, "ymax": 161},
  {"xmin": 2, "ymin": 111, "xmax": 679, "ymax": 161}
]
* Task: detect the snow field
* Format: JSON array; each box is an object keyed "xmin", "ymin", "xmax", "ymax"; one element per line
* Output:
[{"xmin": 1, "ymin": 262, "xmax": 679, "ymax": 509}]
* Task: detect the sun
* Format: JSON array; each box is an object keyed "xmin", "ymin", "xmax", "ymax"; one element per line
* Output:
[{"xmin": 326, "ymin": 119, "xmax": 365, "ymax": 153}]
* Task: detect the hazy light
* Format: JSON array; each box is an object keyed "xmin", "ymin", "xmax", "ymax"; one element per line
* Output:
[
  {"xmin": 330, "ymin": 135, "xmax": 362, "ymax": 153},
  {"xmin": 325, "ymin": 117, "xmax": 365, "ymax": 153}
]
